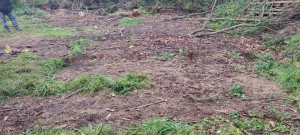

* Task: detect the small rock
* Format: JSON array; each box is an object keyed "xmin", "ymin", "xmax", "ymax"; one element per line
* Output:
[
  {"xmin": 78, "ymin": 11, "xmax": 85, "ymax": 17},
  {"xmin": 104, "ymin": 113, "xmax": 112, "ymax": 121},
  {"xmin": 132, "ymin": 9, "xmax": 142, "ymax": 17},
  {"xmin": 26, "ymin": 45, "xmax": 32, "ymax": 48}
]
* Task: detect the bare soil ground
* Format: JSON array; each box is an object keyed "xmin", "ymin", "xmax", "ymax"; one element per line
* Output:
[{"xmin": 0, "ymin": 11, "xmax": 299, "ymax": 133}]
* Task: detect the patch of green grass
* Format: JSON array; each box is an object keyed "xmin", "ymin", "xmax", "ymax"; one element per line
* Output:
[
  {"xmin": 119, "ymin": 17, "xmax": 146, "ymax": 27},
  {"xmin": 0, "ymin": 15, "xmax": 76, "ymax": 43},
  {"xmin": 227, "ymin": 83, "xmax": 246, "ymax": 98},
  {"xmin": 0, "ymin": 53, "xmax": 65, "ymax": 100},
  {"xmin": 66, "ymin": 72, "xmax": 150, "ymax": 95},
  {"xmin": 67, "ymin": 38, "xmax": 93, "ymax": 58},
  {"xmin": 153, "ymin": 52, "xmax": 174, "ymax": 61},
  {"xmin": 23, "ymin": 124, "xmax": 114, "ymax": 135}
]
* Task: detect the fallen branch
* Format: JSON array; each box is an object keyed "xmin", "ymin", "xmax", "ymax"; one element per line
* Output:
[
  {"xmin": 136, "ymin": 100, "xmax": 167, "ymax": 108},
  {"xmin": 188, "ymin": 18, "xmax": 260, "ymax": 22},
  {"xmin": 195, "ymin": 23, "xmax": 256, "ymax": 37}
]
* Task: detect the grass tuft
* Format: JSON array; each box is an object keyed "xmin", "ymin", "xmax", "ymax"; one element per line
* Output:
[{"xmin": 67, "ymin": 38, "xmax": 93, "ymax": 58}]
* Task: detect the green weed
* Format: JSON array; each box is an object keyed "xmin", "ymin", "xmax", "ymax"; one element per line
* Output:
[
  {"xmin": 119, "ymin": 17, "xmax": 146, "ymax": 27},
  {"xmin": 129, "ymin": 36, "xmax": 135, "ymax": 44},
  {"xmin": 179, "ymin": 49, "xmax": 187, "ymax": 55},
  {"xmin": 227, "ymin": 83, "xmax": 246, "ymax": 98},
  {"xmin": 153, "ymin": 52, "xmax": 174, "ymax": 61}
]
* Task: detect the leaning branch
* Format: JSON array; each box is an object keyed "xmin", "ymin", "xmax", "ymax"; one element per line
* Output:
[
  {"xmin": 187, "ymin": 0, "xmax": 218, "ymax": 36},
  {"xmin": 201, "ymin": 0, "xmax": 218, "ymax": 30}
]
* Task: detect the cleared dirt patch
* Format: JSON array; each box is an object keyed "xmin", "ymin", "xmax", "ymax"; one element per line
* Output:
[{"xmin": 0, "ymin": 12, "xmax": 299, "ymax": 134}]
